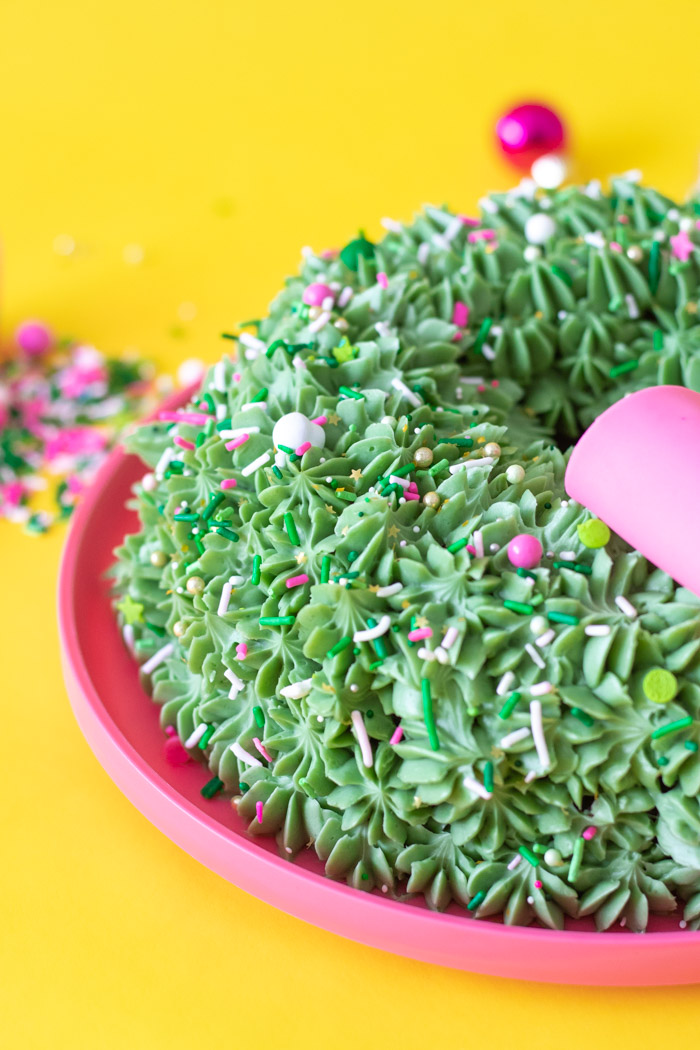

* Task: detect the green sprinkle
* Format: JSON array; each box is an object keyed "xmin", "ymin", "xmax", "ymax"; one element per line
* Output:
[
  {"xmin": 283, "ymin": 511, "xmax": 300, "ymax": 545},
  {"xmin": 338, "ymin": 385, "xmax": 364, "ymax": 400},
  {"xmin": 202, "ymin": 492, "xmax": 225, "ymax": 521},
  {"xmin": 473, "ymin": 317, "xmax": 492, "ymax": 353},
  {"xmin": 201, "ymin": 776, "xmax": 224, "ymax": 799},
  {"xmin": 421, "ymin": 678, "xmax": 440, "ymax": 751},
  {"xmin": 516, "ymin": 567, "xmax": 537, "ymax": 579},
  {"xmin": 298, "ymin": 777, "xmax": 317, "ymax": 799},
  {"xmin": 553, "ymin": 561, "xmax": 593, "ymax": 575},
  {"xmin": 504, "ymin": 600, "xmax": 535, "ymax": 615},
  {"xmin": 253, "ymin": 706, "xmax": 265, "ymax": 728},
  {"xmin": 266, "ymin": 338, "xmax": 288, "ymax": 358},
  {"xmin": 277, "ymin": 443, "xmax": 294, "ymax": 454},
  {"xmin": 251, "ymin": 387, "xmax": 268, "ymax": 402},
  {"xmin": 199, "ymin": 392, "xmax": 215, "ymax": 414},
  {"xmin": 609, "ymin": 294, "xmax": 623, "ymax": 312},
  {"xmin": 438, "ymin": 436, "xmax": 473, "ymax": 447},
  {"xmin": 609, "ymin": 360, "xmax": 639, "ymax": 378},
  {"xmin": 428, "ymin": 458, "xmax": 449, "ymax": 476},
  {"xmin": 369, "ymin": 659, "xmax": 385, "ymax": 670},
  {"xmin": 533, "ymin": 843, "xmax": 547, "ymax": 855},
  {"xmin": 335, "ymin": 489, "xmax": 355, "ymax": 502},
  {"xmin": 239, "ymin": 782, "xmax": 250, "ymax": 792},
  {"xmin": 215, "ymin": 526, "xmax": 239, "ymax": 541},
  {"xmin": 198, "ymin": 725, "xmax": 215, "ymax": 749},
  {"xmin": 570, "ymin": 707, "xmax": 594, "ymax": 727},
  {"xmin": 251, "ymin": 555, "xmax": 262, "ymax": 585},
  {"xmin": 653, "ymin": 329, "xmax": 664, "ymax": 351},
  {"xmin": 327, "ymin": 636, "xmax": 352, "ymax": 658},
  {"xmin": 391, "ymin": 463, "xmax": 414, "ymax": 478},
  {"xmin": 467, "ymin": 890, "xmax": 486, "ymax": 912},
  {"xmin": 216, "ymin": 418, "xmax": 232, "ymax": 431},
  {"xmin": 657, "ymin": 756, "xmax": 670, "ymax": 766},
  {"xmin": 366, "ymin": 617, "xmax": 388, "ymax": 660},
  {"xmin": 547, "ymin": 610, "xmax": 580, "ymax": 626},
  {"xmin": 272, "ymin": 465, "xmax": 283, "ymax": 480},
  {"xmin": 651, "ymin": 716, "xmax": 693, "ymax": 740},
  {"xmin": 447, "ymin": 537, "xmax": 469, "ymax": 554},
  {"xmin": 221, "ymin": 332, "xmax": 237, "ymax": 341},
  {"xmin": 551, "ymin": 264, "xmax": 572, "ymax": 286},
  {"xmin": 649, "ymin": 240, "xmax": 661, "ymax": 294},
  {"xmin": 260, "ymin": 615, "xmax": 295, "ymax": 626},
  {"xmin": 174, "ymin": 512, "xmax": 198, "ymax": 522},
  {"xmin": 145, "ymin": 621, "xmax": 165, "ymax": 637},
  {"xmin": 519, "ymin": 845, "xmax": 539, "ymax": 867},
  {"xmin": 498, "ymin": 691, "xmax": 522, "ymax": 719},
  {"xmin": 685, "ymin": 741, "xmax": 699, "ymax": 752},
  {"xmin": 134, "ymin": 638, "xmax": 157, "ymax": 651},
  {"xmin": 568, "ymin": 837, "xmax": 584, "ymax": 883},
  {"xmin": 321, "ymin": 556, "xmax": 331, "ymax": 583},
  {"xmin": 483, "ymin": 761, "xmax": 494, "ymax": 793}
]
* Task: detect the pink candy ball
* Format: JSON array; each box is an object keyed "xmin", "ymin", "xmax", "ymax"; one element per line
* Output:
[
  {"xmin": 16, "ymin": 320, "xmax": 53, "ymax": 357},
  {"xmin": 496, "ymin": 103, "xmax": 566, "ymax": 171},
  {"xmin": 302, "ymin": 282, "xmax": 334, "ymax": 307},
  {"xmin": 507, "ymin": 533, "xmax": 543, "ymax": 569}
]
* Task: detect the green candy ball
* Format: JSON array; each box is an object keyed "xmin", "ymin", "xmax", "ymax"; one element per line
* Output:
[
  {"xmin": 643, "ymin": 668, "xmax": 678, "ymax": 704},
  {"xmin": 577, "ymin": 518, "xmax": 611, "ymax": 548}
]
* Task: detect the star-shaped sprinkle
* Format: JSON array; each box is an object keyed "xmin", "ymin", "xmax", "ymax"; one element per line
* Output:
[
  {"xmin": 324, "ymin": 504, "xmax": 336, "ymax": 515},
  {"xmin": 327, "ymin": 412, "xmax": 340, "ymax": 425},
  {"xmin": 295, "ymin": 552, "xmax": 307, "ymax": 564},
  {"xmin": 414, "ymin": 616, "xmax": 429, "ymax": 629},
  {"xmin": 671, "ymin": 229, "xmax": 694, "ymax": 262},
  {"xmin": 388, "ymin": 524, "xmax": 399, "ymax": 538},
  {"xmin": 350, "ymin": 468, "xmax": 362, "ymax": 481},
  {"xmin": 401, "ymin": 600, "xmax": 411, "ymax": 609},
  {"xmin": 341, "ymin": 525, "xmax": 350, "ymax": 536},
  {"xmin": 369, "ymin": 585, "xmax": 380, "ymax": 593},
  {"xmin": 117, "ymin": 595, "xmax": 144, "ymax": 625}
]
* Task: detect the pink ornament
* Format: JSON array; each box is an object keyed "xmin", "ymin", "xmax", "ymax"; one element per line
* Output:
[
  {"xmin": 16, "ymin": 320, "xmax": 53, "ymax": 357},
  {"xmin": 507, "ymin": 533, "xmax": 543, "ymax": 569},
  {"xmin": 302, "ymin": 282, "xmax": 334, "ymax": 307},
  {"xmin": 496, "ymin": 103, "xmax": 566, "ymax": 171}
]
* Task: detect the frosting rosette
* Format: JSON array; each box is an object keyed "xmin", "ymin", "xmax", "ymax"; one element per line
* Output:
[{"xmin": 112, "ymin": 174, "xmax": 700, "ymax": 930}]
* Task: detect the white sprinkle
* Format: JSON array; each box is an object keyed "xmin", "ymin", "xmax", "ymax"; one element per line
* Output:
[
  {"xmin": 229, "ymin": 575, "xmax": 244, "ymax": 586},
  {"xmin": 530, "ymin": 680, "xmax": 554, "ymax": 696},
  {"xmin": 459, "ymin": 376, "xmax": 486, "ymax": 385},
  {"xmin": 585, "ymin": 624, "xmax": 611, "ymax": 637},
  {"xmin": 391, "ymin": 377, "xmax": 421, "ymax": 407},
  {"xmin": 507, "ymin": 854, "xmax": 522, "ymax": 871},
  {"xmin": 463, "ymin": 775, "xmax": 492, "ymax": 800},
  {"xmin": 230, "ymin": 741, "xmax": 262, "ymax": 767},
  {"xmin": 435, "ymin": 646, "xmax": 449, "ymax": 665},
  {"xmin": 338, "ymin": 286, "xmax": 354, "ymax": 308},
  {"xmin": 376, "ymin": 582, "xmax": 403, "ymax": 598},
  {"xmin": 524, "ymin": 770, "xmax": 538, "ymax": 783},
  {"xmin": 308, "ymin": 310, "xmax": 331, "ymax": 333},
  {"xmin": 448, "ymin": 456, "xmax": 494, "ymax": 474},
  {"xmin": 351, "ymin": 710, "xmax": 374, "ymax": 768},
  {"xmin": 479, "ymin": 196, "xmax": 498, "ymax": 214},
  {"xmin": 417, "ymin": 647, "xmax": 435, "ymax": 661},
  {"xmin": 525, "ymin": 643, "xmax": 546, "ymax": 669},
  {"xmin": 625, "ymin": 293, "xmax": 640, "ymax": 319},
  {"xmin": 141, "ymin": 642, "xmax": 174, "ymax": 675},
  {"xmin": 389, "ymin": 474, "xmax": 410, "ymax": 489},
  {"xmin": 214, "ymin": 361, "xmax": 227, "ymax": 392},
  {"xmin": 224, "ymin": 668, "xmax": 245, "ymax": 697},
  {"xmin": 280, "ymin": 678, "xmax": 313, "ymax": 699},
  {"xmin": 558, "ymin": 551, "xmax": 576, "ymax": 561},
  {"xmin": 585, "ymin": 179, "xmax": 602, "ymax": 199},
  {"xmin": 238, "ymin": 332, "xmax": 265, "ymax": 353},
  {"xmin": 242, "ymin": 402, "xmax": 266, "ymax": 412},
  {"xmin": 535, "ymin": 629, "xmax": 556, "ymax": 648},
  {"xmin": 417, "ymin": 242, "xmax": 430, "ymax": 265},
  {"xmin": 375, "ymin": 321, "xmax": 392, "ymax": 338},
  {"xmin": 221, "ymin": 426, "xmax": 261, "ymax": 438},
  {"xmin": 481, "ymin": 344, "xmax": 496, "ymax": 361},
  {"xmin": 442, "ymin": 626, "xmax": 460, "ymax": 651},
  {"xmin": 321, "ymin": 295, "xmax": 335, "ymax": 311},
  {"xmin": 381, "ymin": 217, "xmax": 403, "ymax": 233},
  {"xmin": 123, "ymin": 624, "xmax": 135, "ymax": 654},
  {"xmin": 432, "ymin": 233, "xmax": 450, "ymax": 251},
  {"xmin": 292, "ymin": 355, "xmax": 306, "ymax": 370},
  {"xmin": 621, "ymin": 168, "xmax": 642, "ymax": 184},
  {"xmin": 241, "ymin": 451, "xmax": 270, "ymax": 477},
  {"xmin": 615, "ymin": 595, "xmax": 638, "ymax": 619},
  {"xmin": 496, "ymin": 671, "xmax": 515, "ymax": 696},
  {"xmin": 185, "ymin": 723, "xmax": 208, "ymax": 748},
  {"xmin": 155, "ymin": 447, "xmax": 174, "ymax": 476},
  {"xmin": 353, "ymin": 615, "xmax": 391, "ymax": 643},
  {"xmin": 473, "ymin": 530, "xmax": 484, "ymax": 558},
  {"xmin": 445, "ymin": 217, "xmax": 463, "ymax": 242},
  {"xmin": 216, "ymin": 403, "xmax": 228, "ymax": 421},
  {"xmin": 584, "ymin": 231, "xmax": 605, "ymax": 249},
  {"xmin": 218, "ymin": 581, "xmax": 233, "ymax": 616},
  {"xmin": 500, "ymin": 727, "xmax": 532, "ymax": 748},
  {"xmin": 530, "ymin": 700, "xmax": 550, "ymax": 769},
  {"xmin": 527, "ymin": 896, "xmax": 535, "ymax": 906}
]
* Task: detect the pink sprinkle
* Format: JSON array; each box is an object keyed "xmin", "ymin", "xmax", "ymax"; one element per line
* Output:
[
  {"xmin": 233, "ymin": 372, "xmax": 242, "ymax": 382},
  {"xmin": 459, "ymin": 215, "xmax": 481, "ymax": 227},
  {"xmin": 609, "ymin": 241, "xmax": 623, "ymax": 253},
  {"xmin": 452, "ymin": 330, "xmax": 464, "ymax": 342},
  {"xmin": 468, "ymin": 229, "xmax": 497, "ymax": 243},
  {"xmin": 221, "ymin": 479, "xmax": 237, "ymax": 490},
  {"xmin": 295, "ymin": 440, "xmax": 311, "ymax": 456},
  {"xmin": 390, "ymin": 725, "xmax": 404, "ymax": 745},
  {"xmin": 253, "ymin": 737, "xmax": 273, "ymax": 762},
  {"xmin": 311, "ymin": 415, "xmax": 327, "ymax": 425},
  {"xmin": 158, "ymin": 410, "xmax": 211, "ymax": 426},
  {"xmin": 491, "ymin": 380, "xmax": 499, "ymax": 387},
  {"xmin": 534, "ymin": 880, "xmax": 543, "ymax": 889},
  {"xmin": 618, "ymin": 214, "xmax": 629, "ymax": 224},
  {"xmin": 477, "ymin": 385, "xmax": 486, "ymax": 393},
  {"xmin": 235, "ymin": 643, "xmax": 248, "ymax": 659},
  {"xmin": 582, "ymin": 826, "xmax": 597, "ymax": 841},
  {"xmin": 286, "ymin": 573, "xmax": 309, "ymax": 588},
  {"xmin": 174, "ymin": 436, "xmax": 195, "ymax": 451},
  {"xmin": 377, "ymin": 271, "xmax": 389, "ymax": 289},
  {"xmin": 408, "ymin": 626, "xmax": 433, "ymax": 642},
  {"xmin": 403, "ymin": 491, "xmax": 420, "ymax": 501},
  {"xmin": 407, "ymin": 482, "xmax": 418, "ymax": 492},
  {"xmin": 671, "ymin": 229, "xmax": 694, "ymax": 262},
  {"xmin": 466, "ymin": 544, "xmax": 477, "ymax": 555},
  {"xmin": 452, "ymin": 301, "xmax": 469, "ymax": 327},
  {"xmin": 225, "ymin": 433, "xmax": 249, "ymax": 450},
  {"xmin": 255, "ymin": 801, "xmax": 264, "ymax": 823}
]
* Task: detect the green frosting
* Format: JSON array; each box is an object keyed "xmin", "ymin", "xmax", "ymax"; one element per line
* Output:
[{"xmin": 112, "ymin": 174, "xmax": 700, "ymax": 931}]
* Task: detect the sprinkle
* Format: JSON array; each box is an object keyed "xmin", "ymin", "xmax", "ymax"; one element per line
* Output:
[
  {"xmin": 421, "ymin": 678, "xmax": 440, "ymax": 751},
  {"xmin": 651, "ymin": 716, "xmax": 693, "ymax": 739},
  {"xmin": 198, "ymin": 725, "xmax": 216, "ymax": 749},
  {"xmin": 201, "ymin": 777, "xmax": 224, "ymax": 799},
  {"xmin": 225, "ymin": 433, "xmax": 250, "ymax": 450},
  {"xmin": 507, "ymin": 855, "xmax": 522, "ymax": 871},
  {"xmin": 391, "ymin": 377, "xmax": 421, "ymax": 407},
  {"xmin": 155, "ymin": 447, "xmax": 175, "ymax": 476},
  {"xmin": 530, "ymin": 700, "xmax": 550, "ymax": 769},
  {"xmin": 519, "ymin": 845, "xmax": 539, "ymax": 867},
  {"xmin": 253, "ymin": 737, "xmax": 273, "ymax": 762},
  {"xmin": 442, "ymin": 626, "xmax": 459, "ymax": 651},
  {"xmin": 224, "ymin": 668, "xmax": 245, "ymax": 697},
  {"xmin": 141, "ymin": 642, "xmax": 174, "ymax": 675},
  {"xmin": 498, "ymin": 691, "xmax": 522, "ymax": 719},
  {"xmin": 338, "ymin": 286, "xmax": 354, "ymax": 308},
  {"xmin": 625, "ymin": 293, "xmax": 640, "ymax": 319},
  {"xmin": 241, "ymin": 452, "xmax": 271, "ymax": 476},
  {"xmin": 260, "ymin": 615, "xmax": 295, "ymax": 626},
  {"xmin": 535, "ymin": 629, "xmax": 556, "ymax": 648},
  {"xmin": 236, "ymin": 643, "xmax": 248, "ymax": 660},
  {"xmin": 530, "ymin": 681, "xmax": 554, "ymax": 696},
  {"xmin": 473, "ymin": 530, "xmax": 484, "ymax": 558},
  {"xmin": 467, "ymin": 890, "xmax": 486, "ymax": 912},
  {"xmin": 348, "ymin": 709, "xmax": 374, "ymax": 768},
  {"xmin": 390, "ymin": 724, "xmax": 404, "ymax": 745},
  {"xmin": 428, "ymin": 458, "xmax": 450, "ymax": 476},
  {"xmin": 296, "ymin": 441, "xmax": 312, "ymax": 456},
  {"xmin": 463, "ymin": 774, "xmax": 492, "ymax": 800},
  {"xmin": 185, "ymin": 723, "xmax": 208, "ymax": 748},
  {"xmin": 215, "ymin": 525, "xmax": 239, "ymax": 542},
  {"xmin": 231, "ymin": 741, "xmax": 262, "ymax": 767},
  {"xmin": 286, "ymin": 573, "xmax": 309, "ymax": 588},
  {"xmin": 283, "ymin": 512, "xmax": 300, "ymax": 545},
  {"xmin": 473, "ymin": 317, "xmax": 493, "ymax": 353},
  {"xmin": 320, "ymin": 556, "xmax": 331, "ymax": 583},
  {"xmin": 447, "ymin": 537, "xmax": 469, "ymax": 554},
  {"xmin": 500, "ymin": 727, "xmax": 531, "ymax": 748},
  {"xmin": 609, "ymin": 360, "xmax": 639, "ymax": 378},
  {"xmin": 377, "ymin": 271, "xmax": 389, "ymax": 289},
  {"xmin": 571, "ymin": 707, "xmax": 594, "ymax": 727},
  {"xmin": 483, "ymin": 761, "xmax": 494, "ymax": 793},
  {"xmin": 218, "ymin": 580, "xmax": 233, "ymax": 616},
  {"xmin": 649, "ymin": 241, "xmax": 661, "ymax": 294},
  {"xmin": 448, "ymin": 457, "xmax": 494, "ymax": 474},
  {"xmin": 238, "ymin": 332, "xmax": 266, "ymax": 353},
  {"xmin": 525, "ymin": 643, "xmax": 545, "ymax": 669},
  {"xmin": 213, "ymin": 361, "xmax": 227, "ymax": 391},
  {"xmin": 327, "ymin": 636, "xmax": 352, "ymax": 658},
  {"xmin": 584, "ymin": 624, "xmax": 610, "ymax": 636},
  {"xmin": 452, "ymin": 301, "xmax": 469, "ymax": 327},
  {"xmin": 553, "ymin": 561, "xmax": 593, "ymax": 575},
  {"xmin": 252, "ymin": 555, "xmax": 262, "ymax": 585},
  {"xmin": 354, "ymin": 615, "xmax": 391, "ymax": 642},
  {"xmin": 547, "ymin": 611, "xmax": 580, "ymax": 626},
  {"xmin": 280, "ymin": 679, "xmax": 313, "ymax": 699},
  {"xmin": 582, "ymin": 826, "xmax": 597, "ymax": 841},
  {"xmin": 497, "ymin": 672, "xmax": 516, "ymax": 697},
  {"xmin": 376, "ymin": 582, "xmax": 403, "ymax": 598},
  {"xmin": 338, "ymin": 385, "xmax": 364, "ymax": 400},
  {"xmin": 504, "ymin": 600, "xmax": 535, "ymax": 615},
  {"xmin": 568, "ymin": 837, "xmax": 584, "ymax": 882},
  {"xmin": 614, "ymin": 595, "xmax": 637, "ymax": 619},
  {"xmin": 417, "ymin": 648, "xmax": 435, "ymax": 661},
  {"xmin": 408, "ymin": 626, "xmax": 433, "ymax": 642}
]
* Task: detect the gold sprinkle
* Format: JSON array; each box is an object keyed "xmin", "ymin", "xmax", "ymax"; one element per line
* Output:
[
  {"xmin": 388, "ymin": 524, "xmax": 399, "ymax": 538},
  {"xmin": 350, "ymin": 468, "xmax": 362, "ymax": 481},
  {"xmin": 295, "ymin": 552, "xmax": 307, "ymax": 564},
  {"xmin": 327, "ymin": 412, "xmax": 340, "ymax": 425},
  {"xmin": 401, "ymin": 600, "xmax": 411, "ymax": 609},
  {"xmin": 687, "ymin": 302, "xmax": 698, "ymax": 314},
  {"xmin": 324, "ymin": 504, "xmax": 336, "ymax": 514}
]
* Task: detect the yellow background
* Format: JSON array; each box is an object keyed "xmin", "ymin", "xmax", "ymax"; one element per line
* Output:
[{"xmin": 3, "ymin": 1, "xmax": 700, "ymax": 1046}]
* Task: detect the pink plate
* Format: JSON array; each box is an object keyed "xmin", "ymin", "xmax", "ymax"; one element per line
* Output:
[{"xmin": 58, "ymin": 390, "xmax": 700, "ymax": 985}]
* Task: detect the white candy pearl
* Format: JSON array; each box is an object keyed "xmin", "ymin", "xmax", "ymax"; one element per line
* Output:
[
  {"xmin": 272, "ymin": 412, "xmax": 325, "ymax": 452},
  {"xmin": 626, "ymin": 245, "xmax": 643, "ymax": 263},
  {"xmin": 680, "ymin": 217, "xmax": 694, "ymax": 232},
  {"xmin": 544, "ymin": 848, "xmax": 563, "ymax": 867},
  {"xmin": 484, "ymin": 442, "xmax": 501, "ymax": 458},
  {"xmin": 531, "ymin": 153, "xmax": 568, "ymax": 190},
  {"xmin": 530, "ymin": 615, "xmax": 548, "ymax": 635},
  {"xmin": 523, "ymin": 245, "xmax": 541, "ymax": 262},
  {"xmin": 505, "ymin": 464, "xmax": 525, "ymax": 484},
  {"xmin": 142, "ymin": 472, "xmax": 157, "ymax": 492},
  {"xmin": 525, "ymin": 213, "xmax": 557, "ymax": 245}
]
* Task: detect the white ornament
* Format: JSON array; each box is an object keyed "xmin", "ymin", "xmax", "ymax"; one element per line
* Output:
[
  {"xmin": 272, "ymin": 411, "xmax": 325, "ymax": 452},
  {"xmin": 524, "ymin": 213, "xmax": 557, "ymax": 245},
  {"xmin": 530, "ymin": 615, "xmax": 548, "ymax": 636},
  {"xmin": 531, "ymin": 153, "xmax": 568, "ymax": 190},
  {"xmin": 505, "ymin": 464, "xmax": 525, "ymax": 484},
  {"xmin": 544, "ymin": 848, "xmax": 563, "ymax": 867}
]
